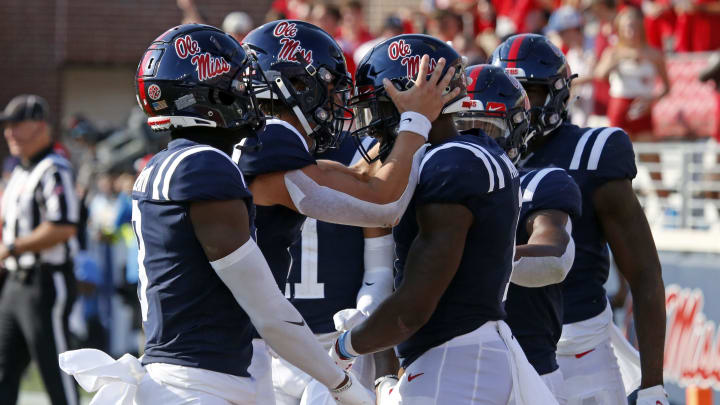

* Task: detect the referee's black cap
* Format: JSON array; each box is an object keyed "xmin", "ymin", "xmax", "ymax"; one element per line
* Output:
[{"xmin": 0, "ymin": 94, "xmax": 51, "ymax": 125}]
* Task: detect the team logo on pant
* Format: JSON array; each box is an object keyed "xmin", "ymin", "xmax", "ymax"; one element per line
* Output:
[{"xmin": 387, "ymin": 39, "xmax": 437, "ymax": 79}]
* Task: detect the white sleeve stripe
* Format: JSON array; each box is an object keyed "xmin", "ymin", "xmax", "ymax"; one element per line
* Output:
[
  {"xmin": 265, "ymin": 118, "xmax": 310, "ymax": 152},
  {"xmin": 152, "ymin": 147, "xmax": 190, "ymax": 200},
  {"xmin": 521, "ymin": 167, "xmax": 563, "ymax": 203},
  {"xmin": 569, "ymin": 128, "xmax": 597, "ymax": 170},
  {"xmin": 161, "ymin": 146, "xmax": 218, "ymax": 200},
  {"xmin": 461, "ymin": 141, "xmax": 505, "ymax": 189},
  {"xmin": 60, "ymin": 169, "xmax": 80, "ymax": 223},
  {"xmin": 419, "ymin": 142, "xmax": 495, "ymax": 192},
  {"xmin": 499, "ymin": 154, "xmax": 519, "ymax": 178},
  {"xmin": 49, "ymin": 169, "xmax": 79, "ymax": 223},
  {"xmin": 587, "ymin": 127, "xmax": 622, "ymax": 170}
]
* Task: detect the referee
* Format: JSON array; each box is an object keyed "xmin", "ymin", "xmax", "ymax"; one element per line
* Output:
[{"xmin": 0, "ymin": 95, "xmax": 79, "ymax": 405}]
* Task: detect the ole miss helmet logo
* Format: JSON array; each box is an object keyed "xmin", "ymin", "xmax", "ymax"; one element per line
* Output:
[
  {"xmin": 387, "ymin": 39, "xmax": 437, "ymax": 79},
  {"xmin": 174, "ymin": 34, "xmax": 231, "ymax": 82},
  {"xmin": 272, "ymin": 22, "xmax": 313, "ymax": 64}
]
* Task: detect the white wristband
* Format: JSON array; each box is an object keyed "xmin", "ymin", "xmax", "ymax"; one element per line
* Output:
[{"xmin": 398, "ymin": 111, "xmax": 431, "ymax": 141}]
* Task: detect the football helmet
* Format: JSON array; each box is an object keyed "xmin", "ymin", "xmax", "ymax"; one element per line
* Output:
[
  {"xmin": 135, "ymin": 24, "xmax": 263, "ymax": 132},
  {"xmin": 490, "ymin": 34, "xmax": 575, "ymax": 136},
  {"xmin": 242, "ymin": 20, "xmax": 353, "ymax": 153},
  {"xmin": 454, "ymin": 64, "xmax": 531, "ymax": 161},
  {"xmin": 349, "ymin": 34, "xmax": 468, "ymax": 162}
]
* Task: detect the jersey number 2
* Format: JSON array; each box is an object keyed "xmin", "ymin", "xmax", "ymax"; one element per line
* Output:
[{"xmin": 290, "ymin": 218, "xmax": 325, "ymax": 299}]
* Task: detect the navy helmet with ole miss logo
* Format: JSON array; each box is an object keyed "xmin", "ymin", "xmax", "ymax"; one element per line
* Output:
[
  {"xmin": 490, "ymin": 34, "xmax": 575, "ymax": 136},
  {"xmin": 454, "ymin": 64, "xmax": 531, "ymax": 162},
  {"xmin": 349, "ymin": 34, "xmax": 468, "ymax": 162},
  {"xmin": 242, "ymin": 20, "xmax": 353, "ymax": 154},
  {"xmin": 135, "ymin": 24, "xmax": 263, "ymax": 132}
]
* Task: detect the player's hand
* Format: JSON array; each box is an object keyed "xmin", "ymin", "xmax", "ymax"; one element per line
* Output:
[
  {"xmin": 375, "ymin": 375, "xmax": 399, "ymax": 404},
  {"xmin": 330, "ymin": 331, "xmax": 357, "ymax": 371},
  {"xmin": 383, "ymin": 55, "xmax": 461, "ymax": 122},
  {"xmin": 334, "ymin": 308, "xmax": 368, "ymax": 332},
  {"xmin": 635, "ymin": 385, "xmax": 669, "ymax": 405},
  {"xmin": 331, "ymin": 371, "xmax": 375, "ymax": 405}
]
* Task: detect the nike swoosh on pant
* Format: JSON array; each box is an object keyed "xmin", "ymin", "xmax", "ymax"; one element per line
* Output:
[
  {"xmin": 284, "ymin": 319, "xmax": 305, "ymax": 326},
  {"xmin": 574, "ymin": 349, "xmax": 595, "ymax": 359}
]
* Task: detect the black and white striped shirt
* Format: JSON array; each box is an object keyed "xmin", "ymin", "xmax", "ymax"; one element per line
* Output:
[{"xmin": 1, "ymin": 148, "xmax": 79, "ymax": 270}]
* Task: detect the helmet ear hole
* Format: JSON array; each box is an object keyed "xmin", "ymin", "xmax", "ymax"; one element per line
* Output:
[{"xmin": 212, "ymin": 90, "xmax": 236, "ymax": 106}]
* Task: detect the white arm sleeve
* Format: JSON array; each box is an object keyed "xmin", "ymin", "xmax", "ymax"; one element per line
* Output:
[
  {"xmin": 356, "ymin": 234, "xmax": 395, "ymax": 316},
  {"xmin": 284, "ymin": 145, "xmax": 427, "ymax": 228},
  {"xmin": 511, "ymin": 220, "xmax": 575, "ymax": 288},
  {"xmin": 210, "ymin": 239, "xmax": 345, "ymax": 389}
]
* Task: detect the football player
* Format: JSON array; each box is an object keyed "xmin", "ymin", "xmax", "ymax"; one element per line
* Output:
[
  {"xmin": 455, "ymin": 64, "xmax": 582, "ymax": 404},
  {"xmin": 329, "ymin": 35, "xmax": 559, "ymax": 405},
  {"xmin": 236, "ymin": 22, "xmax": 459, "ymax": 404},
  {"xmin": 273, "ymin": 135, "xmax": 398, "ymax": 405},
  {"xmin": 491, "ymin": 34, "xmax": 667, "ymax": 405},
  {"xmin": 59, "ymin": 24, "xmax": 371, "ymax": 405}
]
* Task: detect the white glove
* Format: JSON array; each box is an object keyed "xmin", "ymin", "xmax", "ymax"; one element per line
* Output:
[
  {"xmin": 331, "ymin": 371, "xmax": 375, "ymax": 405},
  {"xmin": 635, "ymin": 385, "xmax": 669, "ymax": 405},
  {"xmin": 375, "ymin": 375, "xmax": 399, "ymax": 405},
  {"xmin": 329, "ymin": 331, "xmax": 358, "ymax": 370},
  {"xmin": 334, "ymin": 308, "xmax": 368, "ymax": 332}
]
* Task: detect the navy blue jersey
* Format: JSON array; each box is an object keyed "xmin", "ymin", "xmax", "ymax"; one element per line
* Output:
[
  {"xmin": 235, "ymin": 119, "xmax": 317, "ymax": 288},
  {"xmin": 394, "ymin": 132, "xmax": 521, "ymax": 367},
  {"xmin": 131, "ymin": 138, "xmax": 255, "ymax": 377},
  {"xmin": 287, "ymin": 137, "xmax": 375, "ymax": 333},
  {"xmin": 518, "ymin": 123, "xmax": 636, "ymax": 323},
  {"xmin": 505, "ymin": 168, "xmax": 582, "ymax": 375}
]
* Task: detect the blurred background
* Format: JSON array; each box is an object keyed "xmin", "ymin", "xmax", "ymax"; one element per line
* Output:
[{"xmin": 1, "ymin": 0, "xmax": 719, "ymax": 403}]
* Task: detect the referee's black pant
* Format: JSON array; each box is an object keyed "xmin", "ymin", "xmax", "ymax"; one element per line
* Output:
[{"xmin": 0, "ymin": 263, "xmax": 78, "ymax": 405}]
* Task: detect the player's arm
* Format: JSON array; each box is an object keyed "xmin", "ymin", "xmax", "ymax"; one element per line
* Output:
[
  {"xmin": 337, "ymin": 203, "xmax": 472, "ymax": 355},
  {"xmin": 251, "ymin": 57, "xmax": 461, "ymax": 228},
  {"xmin": 511, "ymin": 210, "xmax": 574, "ymax": 288},
  {"xmin": 189, "ymin": 199, "xmax": 372, "ymax": 403},
  {"xmin": 356, "ymin": 227, "xmax": 395, "ymax": 316},
  {"xmin": 593, "ymin": 179, "xmax": 665, "ymax": 389}
]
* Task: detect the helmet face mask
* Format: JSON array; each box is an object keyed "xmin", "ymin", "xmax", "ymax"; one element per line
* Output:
[
  {"xmin": 243, "ymin": 20, "xmax": 353, "ymax": 154},
  {"xmin": 136, "ymin": 24, "xmax": 264, "ymax": 136},
  {"xmin": 454, "ymin": 64, "xmax": 531, "ymax": 162},
  {"xmin": 490, "ymin": 34, "xmax": 576, "ymax": 137},
  {"xmin": 349, "ymin": 34, "xmax": 468, "ymax": 163}
]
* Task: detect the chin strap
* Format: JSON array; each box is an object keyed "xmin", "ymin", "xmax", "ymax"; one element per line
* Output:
[{"xmin": 272, "ymin": 77, "xmax": 316, "ymax": 138}]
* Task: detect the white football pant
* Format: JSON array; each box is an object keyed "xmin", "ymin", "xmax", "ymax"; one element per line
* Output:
[
  {"xmin": 390, "ymin": 322, "xmax": 513, "ymax": 405},
  {"xmin": 135, "ymin": 363, "xmax": 256, "ymax": 404},
  {"xmin": 557, "ymin": 339, "xmax": 627, "ymax": 405}
]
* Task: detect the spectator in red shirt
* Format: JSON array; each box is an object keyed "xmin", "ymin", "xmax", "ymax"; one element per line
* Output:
[
  {"xmin": 674, "ymin": 0, "xmax": 720, "ymax": 52},
  {"xmin": 311, "ymin": 4, "xmax": 356, "ymax": 79},
  {"xmin": 267, "ymin": 0, "xmax": 311, "ymax": 21},
  {"xmin": 642, "ymin": 0, "xmax": 676, "ymax": 50},
  {"xmin": 338, "ymin": 1, "xmax": 374, "ymax": 55}
]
